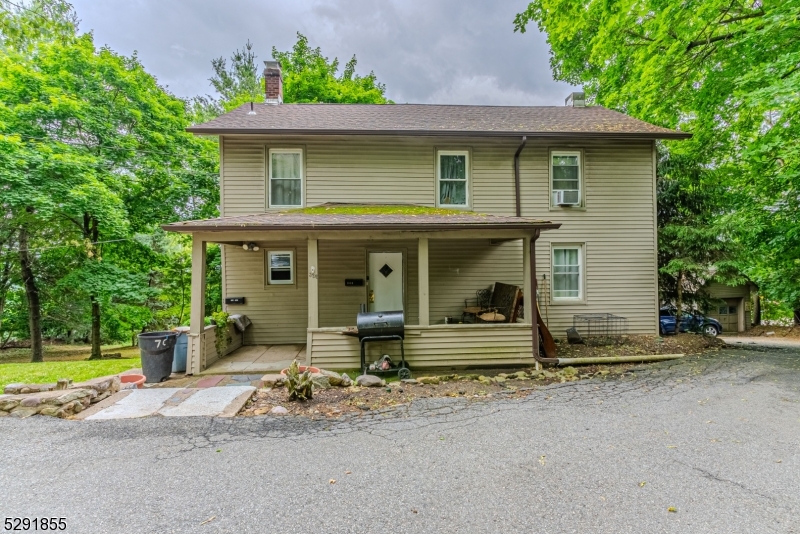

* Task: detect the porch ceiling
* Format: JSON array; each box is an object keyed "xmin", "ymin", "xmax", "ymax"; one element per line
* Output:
[{"xmin": 162, "ymin": 204, "xmax": 561, "ymax": 234}]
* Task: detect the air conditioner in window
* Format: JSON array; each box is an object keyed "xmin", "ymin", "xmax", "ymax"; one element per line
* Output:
[{"xmin": 553, "ymin": 190, "xmax": 580, "ymax": 206}]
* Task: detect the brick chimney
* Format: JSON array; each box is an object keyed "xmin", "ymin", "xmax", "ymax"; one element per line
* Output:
[{"xmin": 264, "ymin": 60, "xmax": 283, "ymax": 104}]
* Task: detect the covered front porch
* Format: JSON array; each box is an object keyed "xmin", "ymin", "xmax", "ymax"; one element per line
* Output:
[
  {"xmin": 165, "ymin": 206, "xmax": 560, "ymax": 374},
  {"xmin": 200, "ymin": 344, "xmax": 306, "ymax": 375}
]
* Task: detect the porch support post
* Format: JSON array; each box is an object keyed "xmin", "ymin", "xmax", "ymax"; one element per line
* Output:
[
  {"xmin": 529, "ymin": 231, "xmax": 540, "ymax": 368},
  {"xmin": 522, "ymin": 236, "xmax": 532, "ymax": 325},
  {"xmin": 418, "ymin": 238, "xmax": 429, "ymax": 326},
  {"xmin": 307, "ymin": 239, "xmax": 319, "ymax": 329},
  {"xmin": 189, "ymin": 235, "xmax": 207, "ymax": 375}
]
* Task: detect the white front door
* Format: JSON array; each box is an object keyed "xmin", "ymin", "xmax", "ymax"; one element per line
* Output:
[{"xmin": 368, "ymin": 252, "xmax": 404, "ymax": 312}]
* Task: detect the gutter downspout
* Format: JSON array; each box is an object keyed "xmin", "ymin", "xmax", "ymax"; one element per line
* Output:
[{"xmin": 514, "ymin": 136, "xmax": 527, "ymax": 217}]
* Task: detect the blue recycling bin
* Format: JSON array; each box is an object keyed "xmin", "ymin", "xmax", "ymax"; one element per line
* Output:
[{"xmin": 172, "ymin": 331, "xmax": 189, "ymax": 373}]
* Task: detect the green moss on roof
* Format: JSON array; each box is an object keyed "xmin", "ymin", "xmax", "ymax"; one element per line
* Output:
[{"xmin": 286, "ymin": 205, "xmax": 483, "ymax": 216}]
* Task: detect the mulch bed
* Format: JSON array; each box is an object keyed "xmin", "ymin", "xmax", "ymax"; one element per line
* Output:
[
  {"xmin": 238, "ymin": 333, "xmax": 722, "ymax": 419},
  {"xmin": 556, "ymin": 332, "xmax": 724, "ymax": 358},
  {"xmin": 239, "ymin": 370, "xmax": 606, "ymax": 418}
]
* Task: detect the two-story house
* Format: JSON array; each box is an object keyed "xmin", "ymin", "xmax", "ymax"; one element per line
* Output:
[{"xmin": 164, "ymin": 61, "xmax": 689, "ymax": 374}]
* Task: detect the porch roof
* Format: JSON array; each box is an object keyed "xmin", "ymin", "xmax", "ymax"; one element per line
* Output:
[{"xmin": 162, "ymin": 204, "xmax": 560, "ymax": 233}]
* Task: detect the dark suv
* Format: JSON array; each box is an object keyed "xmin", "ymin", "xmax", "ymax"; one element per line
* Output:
[{"xmin": 659, "ymin": 308, "xmax": 722, "ymax": 337}]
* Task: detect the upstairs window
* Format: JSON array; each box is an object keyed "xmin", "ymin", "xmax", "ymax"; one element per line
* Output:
[
  {"xmin": 552, "ymin": 246, "xmax": 582, "ymax": 300},
  {"xmin": 437, "ymin": 151, "xmax": 469, "ymax": 207},
  {"xmin": 269, "ymin": 149, "xmax": 303, "ymax": 207},
  {"xmin": 267, "ymin": 250, "xmax": 294, "ymax": 285},
  {"xmin": 551, "ymin": 151, "xmax": 582, "ymax": 207}
]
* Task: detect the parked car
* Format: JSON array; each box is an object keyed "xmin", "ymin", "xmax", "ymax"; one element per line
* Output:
[{"xmin": 659, "ymin": 308, "xmax": 722, "ymax": 337}]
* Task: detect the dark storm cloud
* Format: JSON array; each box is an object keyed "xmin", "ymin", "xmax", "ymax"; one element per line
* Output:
[{"xmin": 70, "ymin": 0, "xmax": 575, "ymax": 105}]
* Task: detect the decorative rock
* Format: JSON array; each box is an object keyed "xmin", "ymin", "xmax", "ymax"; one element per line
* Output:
[
  {"xmin": 417, "ymin": 376, "xmax": 440, "ymax": 385},
  {"xmin": 55, "ymin": 390, "xmax": 94, "ymax": 406},
  {"xmin": 340, "ymin": 373, "xmax": 353, "ymax": 387},
  {"xmin": 4, "ymin": 383, "xmax": 56, "ymax": 395},
  {"xmin": 562, "ymin": 366, "xmax": 578, "ymax": 377},
  {"xmin": 55, "ymin": 378, "xmax": 72, "ymax": 390},
  {"xmin": 261, "ymin": 374, "xmax": 286, "ymax": 387},
  {"xmin": 270, "ymin": 406, "xmax": 288, "ymax": 415},
  {"xmin": 253, "ymin": 407, "xmax": 269, "ymax": 415},
  {"xmin": 311, "ymin": 374, "xmax": 331, "ymax": 389},
  {"xmin": 73, "ymin": 376, "xmax": 119, "ymax": 398},
  {"xmin": 38, "ymin": 406, "xmax": 60, "ymax": 417},
  {"xmin": 356, "ymin": 375, "xmax": 384, "ymax": 387},
  {"xmin": 9, "ymin": 407, "xmax": 39, "ymax": 418},
  {"xmin": 318, "ymin": 369, "xmax": 344, "ymax": 387},
  {"xmin": 514, "ymin": 371, "xmax": 528, "ymax": 379},
  {"xmin": 498, "ymin": 373, "xmax": 509, "ymax": 378},
  {"xmin": 493, "ymin": 376, "xmax": 507, "ymax": 384},
  {"xmin": 0, "ymin": 400, "xmax": 20, "ymax": 411},
  {"xmin": 401, "ymin": 378, "xmax": 419, "ymax": 385},
  {"xmin": 478, "ymin": 375, "xmax": 492, "ymax": 385},
  {"xmin": 20, "ymin": 396, "xmax": 42, "ymax": 408}
]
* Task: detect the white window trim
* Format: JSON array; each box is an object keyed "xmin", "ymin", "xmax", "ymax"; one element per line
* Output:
[
  {"xmin": 436, "ymin": 150, "xmax": 470, "ymax": 208},
  {"xmin": 551, "ymin": 244, "xmax": 584, "ymax": 302},
  {"xmin": 268, "ymin": 148, "xmax": 304, "ymax": 208},
  {"xmin": 266, "ymin": 250, "xmax": 295, "ymax": 285},
  {"xmin": 549, "ymin": 149, "xmax": 583, "ymax": 208}
]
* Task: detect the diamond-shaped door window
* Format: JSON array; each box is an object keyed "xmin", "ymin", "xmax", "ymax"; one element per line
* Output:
[{"xmin": 379, "ymin": 264, "xmax": 394, "ymax": 277}]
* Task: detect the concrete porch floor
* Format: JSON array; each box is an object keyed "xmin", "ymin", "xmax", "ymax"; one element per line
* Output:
[{"xmin": 199, "ymin": 344, "xmax": 306, "ymax": 375}]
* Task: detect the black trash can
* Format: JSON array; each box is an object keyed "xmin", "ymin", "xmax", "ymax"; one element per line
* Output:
[{"xmin": 138, "ymin": 331, "xmax": 178, "ymax": 383}]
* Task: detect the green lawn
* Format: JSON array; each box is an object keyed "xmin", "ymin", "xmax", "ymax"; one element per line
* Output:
[
  {"xmin": 0, "ymin": 358, "xmax": 141, "ymax": 388},
  {"xmin": 0, "ymin": 344, "xmax": 142, "ymax": 388}
]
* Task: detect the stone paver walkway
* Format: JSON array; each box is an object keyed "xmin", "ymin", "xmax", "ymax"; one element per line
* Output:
[{"xmin": 83, "ymin": 386, "xmax": 255, "ymax": 420}]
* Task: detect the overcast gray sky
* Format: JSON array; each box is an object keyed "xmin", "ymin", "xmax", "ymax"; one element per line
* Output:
[{"xmin": 69, "ymin": 0, "xmax": 575, "ymax": 105}]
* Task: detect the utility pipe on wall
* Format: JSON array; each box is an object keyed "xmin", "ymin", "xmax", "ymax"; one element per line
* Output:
[{"xmin": 514, "ymin": 136, "xmax": 527, "ymax": 217}]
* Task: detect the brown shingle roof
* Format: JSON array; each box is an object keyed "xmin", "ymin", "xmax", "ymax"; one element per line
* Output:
[
  {"xmin": 162, "ymin": 205, "xmax": 560, "ymax": 233},
  {"xmin": 188, "ymin": 103, "xmax": 689, "ymax": 139}
]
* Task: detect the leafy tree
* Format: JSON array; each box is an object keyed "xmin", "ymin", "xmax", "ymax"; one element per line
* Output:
[
  {"xmin": 515, "ymin": 0, "xmax": 800, "ymax": 322},
  {"xmin": 657, "ymin": 152, "xmax": 742, "ymax": 314},
  {"xmin": 200, "ymin": 32, "xmax": 391, "ymax": 114},
  {"xmin": 273, "ymin": 32, "xmax": 390, "ymax": 104},
  {"xmin": 1, "ymin": 1, "xmax": 219, "ymax": 360}
]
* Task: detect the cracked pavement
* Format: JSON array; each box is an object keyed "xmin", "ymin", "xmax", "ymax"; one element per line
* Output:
[{"xmin": 1, "ymin": 346, "xmax": 799, "ymax": 533}]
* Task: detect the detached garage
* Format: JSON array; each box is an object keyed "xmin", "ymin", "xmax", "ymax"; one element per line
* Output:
[{"xmin": 706, "ymin": 281, "xmax": 758, "ymax": 333}]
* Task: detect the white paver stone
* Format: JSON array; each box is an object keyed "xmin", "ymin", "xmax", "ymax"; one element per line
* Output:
[
  {"xmin": 158, "ymin": 386, "xmax": 256, "ymax": 417},
  {"xmin": 86, "ymin": 388, "xmax": 182, "ymax": 420}
]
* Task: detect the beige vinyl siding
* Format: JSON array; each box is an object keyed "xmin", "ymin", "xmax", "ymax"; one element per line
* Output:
[
  {"xmin": 219, "ymin": 135, "xmax": 658, "ymax": 337},
  {"xmin": 220, "ymin": 139, "xmax": 265, "ymax": 216},
  {"xmin": 318, "ymin": 240, "xmax": 419, "ymax": 327},
  {"xmin": 428, "ymin": 239, "xmax": 523, "ymax": 323},
  {"xmin": 308, "ymin": 324, "xmax": 534, "ymax": 370},
  {"xmin": 707, "ymin": 282, "xmax": 751, "ymax": 299},
  {"xmin": 223, "ymin": 241, "xmax": 308, "ymax": 344},
  {"xmin": 519, "ymin": 140, "xmax": 657, "ymax": 335}
]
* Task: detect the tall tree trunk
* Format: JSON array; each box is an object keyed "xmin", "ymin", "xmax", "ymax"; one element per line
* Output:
[
  {"xmin": 675, "ymin": 270, "xmax": 684, "ymax": 318},
  {"xmin": 89, "ymin": 296, "xmax": 102, "ymax": 359},
  {"xmin": 18, "ymin": 226, "xmax": 43, "ymax": 363},
  {"xmin": 85, "ymin": 214, "xmax": 103, "ymax": 360}
]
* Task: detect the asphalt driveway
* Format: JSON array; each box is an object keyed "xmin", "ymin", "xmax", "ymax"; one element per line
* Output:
[{"xmin": 1, "ymin": 346, "xmax": 798, "ymax": 533}]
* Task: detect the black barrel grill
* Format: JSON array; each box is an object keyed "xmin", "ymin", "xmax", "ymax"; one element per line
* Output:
[{"xmin": 356, "ymin": 310, "xmax": 410, "ymax": 378}]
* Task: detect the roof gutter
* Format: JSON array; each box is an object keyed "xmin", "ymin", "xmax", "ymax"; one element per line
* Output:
[
  {"xmin": 161, "ymin": 222, "xmax": 562, "ymax": 233},
  {"xmin": 514, "ymin": 136, "xmax": 527, "ymax": 217},
  {"xmin": 185, "ymin": 127, "xmax": 692, "ymax": 140}
]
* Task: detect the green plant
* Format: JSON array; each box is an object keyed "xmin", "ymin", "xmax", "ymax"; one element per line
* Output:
[
  {"xmin": 285, "ymin": 359, "xmax": 313, "ymax": 401},
  {"xmin": 211, "ymin": 311, "xmax": 231, "ymax": 357}
]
